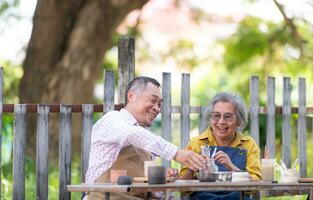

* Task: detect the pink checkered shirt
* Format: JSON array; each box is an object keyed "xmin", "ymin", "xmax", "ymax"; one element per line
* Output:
[{"xmin": 85, "ymin": 108, "xmax": 177, "ymax": 184}]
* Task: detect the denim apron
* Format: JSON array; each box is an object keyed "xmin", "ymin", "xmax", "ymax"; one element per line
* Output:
[{"xmin": 190, "ymin": 146, "xmax": 250, "ymax": 200}]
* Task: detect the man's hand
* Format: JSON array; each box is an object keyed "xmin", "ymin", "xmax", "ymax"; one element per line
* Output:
[{"xmin": 174, "ymin": 149, "xmax": 205, "ymax": 171}]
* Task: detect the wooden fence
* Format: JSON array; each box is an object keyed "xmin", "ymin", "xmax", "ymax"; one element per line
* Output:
[{"xmin": 0, "ymin": 37, "xmax": 312, "ymax": 199}]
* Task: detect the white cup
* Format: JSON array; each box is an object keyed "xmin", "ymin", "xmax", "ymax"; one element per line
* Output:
[
  {"xmin": 261, "ymin": 159, "xmax": 275, "ymax": 182},
  {"xmin": 144, "ymin": 160, "xmax": 157, "ymax": 177}
]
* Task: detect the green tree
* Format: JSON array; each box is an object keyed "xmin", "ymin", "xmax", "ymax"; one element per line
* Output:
[{"xmin": 19, "ymin": 0, "xmax": 150, "ymax": 158}]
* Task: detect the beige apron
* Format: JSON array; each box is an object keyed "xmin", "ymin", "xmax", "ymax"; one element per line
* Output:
[{"xmin": 87, "ymin": 146, "xmax": 152, "ymax": 200}]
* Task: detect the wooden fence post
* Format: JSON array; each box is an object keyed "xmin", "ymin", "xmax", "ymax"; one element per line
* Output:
[
  {"xmin": 81, "ymin": 104, "xmax": 93, "ymax": 183},
  {"xmin": 298, "ymin": 78, "xmax": 307, "ymax": 177},
  {"xmin": 181, "ymin": 73, "xmax": 190, "ymax": 149},
  {"xmin": 104, "ymin": 70, "xmax": 115, "ymax": 113},
  {"xmin": 118, "ymin": 37, "xmax": 135, "ymax": 104},
  {"xmin": 13, "ymin": 104, "xmax": 27, "ymax": 200},
  {"xmin": 36, "ymin": 105, "xmax": 49, "ymax": 200},
  {"xmin": 266, "ymin": 76, "xmax": 275, "ymax": 158},
  {"xmin": 250, "ymin": 76, "xmax": 260, "ymax": 145},
  {"xmin": 161, "ymin": 72, "xmax": 172, "ymax": 167},
  {"xmin": 59, "ymin": 105, "xmax": 72, "ymax": 200},
  {"xmin": 282, "ymin": 77, "xmax": 292, "ymax": 168}
]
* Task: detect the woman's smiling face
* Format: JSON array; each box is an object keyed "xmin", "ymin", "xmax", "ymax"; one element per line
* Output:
[{"xmin": 210, "ymin": 101, "xmax": 239, "ymax": 141}]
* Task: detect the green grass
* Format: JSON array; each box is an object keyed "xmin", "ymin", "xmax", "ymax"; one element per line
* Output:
[
  {"xmin": 261, "ymin": 195, "xmax": 308, "ymax": 200},
  {"xmin": 1, "ymin": 156, "xmax": 81, "ymax": 200}
]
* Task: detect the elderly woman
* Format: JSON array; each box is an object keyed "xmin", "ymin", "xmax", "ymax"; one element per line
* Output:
[{"xmin": 180, "ymin": 92, "xmax": 262, "ymax": 200}]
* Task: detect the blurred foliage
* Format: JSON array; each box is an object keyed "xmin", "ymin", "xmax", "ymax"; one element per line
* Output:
[
  {"xmin": 221, "ymin": 15, "xmax": 313, "ymax": 67},
  {"xmin": 219, "ymin": 15, "xmax": 313, "ymax": 98},
  {"xmin": 0, "ymin": 0, "xmax": 19, "ymax": 16},
  {"xmin": 1, "ymin": 114, "xmax": 13, "ymax": 166},
  {"xmin": 98, "ymin": 18, "xmax": 144, "ymax": 103},
  {"xmin": 0, "ymin": 0, "xmax": 20, "ymax": 30},
  {"xmin": 222, "ymin": 16, "xmax": 269, "ymax": 69},
  {"xmin": 161, "ymin": 39, "xmax": 208, "ymax": 71},
  {"xmin": 101, "ymin": 48, "xmax": 119, "ymax": 93},
  {"xmin": 0, "ymin": 61, "xmax": 23, "ymax": 103}
]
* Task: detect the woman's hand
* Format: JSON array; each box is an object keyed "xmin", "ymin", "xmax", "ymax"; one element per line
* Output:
[
  {"xmin": 166, "ymin": 168, "xmax": 179, "ymax": 179},
  {"xmin": 214, "ymin": 150, "xmax": 241, "ymax": 172}
]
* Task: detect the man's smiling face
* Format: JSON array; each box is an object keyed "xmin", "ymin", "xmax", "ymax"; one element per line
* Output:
[{"xmin": 126, "ymin": 82, "xmax": 162, "ymax": 127}]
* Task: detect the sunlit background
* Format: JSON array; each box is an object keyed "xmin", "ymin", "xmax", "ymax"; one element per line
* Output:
[{"xmin": 1, "ymin": 0, "xmax": 313, "ymax": 199}]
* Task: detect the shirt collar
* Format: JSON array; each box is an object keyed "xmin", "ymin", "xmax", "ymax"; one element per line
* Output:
[
  {"xmin": 120, "ymin": 108, "xmax": 139, "ymax": 126},
  {"xmin": 198, "ymin": 127, "xmax": 249, "ymax": 147}
]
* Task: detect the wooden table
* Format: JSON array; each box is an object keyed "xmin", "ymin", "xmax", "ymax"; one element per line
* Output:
[{"xmin": 68, "ymin": 180, "xmax": 313, "ymax": 200}]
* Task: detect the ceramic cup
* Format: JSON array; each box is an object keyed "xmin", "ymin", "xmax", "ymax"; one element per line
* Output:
[
  {"xmin": 261, "ymin": 159, "xmax": 275, "ymax": 182},
  {"xmin": 144, "ymin": 160, "xmax": 157, "ymax": 177},
  {"xmin": 148, "ymin": 166, "xmax": 166, "ymax": 184}
]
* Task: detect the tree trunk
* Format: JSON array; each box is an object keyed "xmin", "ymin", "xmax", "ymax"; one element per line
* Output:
[{"xmin": 19, "ymin": 0, "xmax": 148, "ymax": 160}]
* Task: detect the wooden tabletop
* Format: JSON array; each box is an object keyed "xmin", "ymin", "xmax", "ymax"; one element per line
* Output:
[{"xmin": 68, "ymin": 180, "xmax": 313, "ymax": 193}]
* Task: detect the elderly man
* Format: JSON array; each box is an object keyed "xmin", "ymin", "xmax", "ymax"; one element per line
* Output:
[{"xmin": 85, "ymin": 76, "xmax": 205, "ymax": 200}]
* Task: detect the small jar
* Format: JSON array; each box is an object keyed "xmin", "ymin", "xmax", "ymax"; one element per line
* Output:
[
  {"xmin": 206, "ymin": 158, "xmax": 218, "ymax": 172},
  {"xmin": 198, "ymin": 158, "xmax": 219, "ymax": 182},
  {"xmin": 280, "ymin": 169, "xmax": 299, "ymax": 183}
]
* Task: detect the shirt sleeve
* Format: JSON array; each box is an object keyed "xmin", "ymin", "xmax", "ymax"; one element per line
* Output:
[
  {"xmin": 94, "ymin": 112, "xmax": 178, "ymax": 161},
  {"xmin": 126, "ymin": 125, "xmax": 178, "ymax": 161},
  {"xmin": 246, "ymin": 140, "xmax": 262, "ymax": 180}
]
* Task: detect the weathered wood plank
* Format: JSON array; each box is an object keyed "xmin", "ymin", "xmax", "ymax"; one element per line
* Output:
[
  {"xmin": 59, "ymin": 105, "xmax": 72, "ymax": 200},
  {"xmin": 250, "ymin": 76, "xmax": 260, "ymax": 145},
  {"xmin": 36, "ymin": 105, "xmax": 49, "ymax": 200},
  {"xmin": 282, "ymin": 77, "xmax": 292, "ymax": 168},
  {"xmin": 161, "ymin": 73, "xmax": 171, "ymax": 167},
  {"xmin": 298, "ymin": 78, "xmax": 307, "ymax": 177},
  {"xmin": 266, "ymin": 77, "xmax": 275, "ymax": 158},
  {"xmin": 1, "ymin": 104, "xmax": 122, "ymax": 113},
  {"xmin": 181, "ymin": 74, "xmax": 190, "ymax": 149},
  {"xmin": 117, "ymin": 37, "xmax": 135, "ymax": 104},
  {"xmin": 2, "ymin": 104, "xmax": 313, "ymax": 114},
  {"xmin": 81, "ymin": 104, "xmax": 93, "ymax": 182},
  {"xmin": 13, "ymin": 104, "xmax": 27, "ymax": 200},
  {"xmin": 199, "ymin": 106, "xmax": 209, "ymax": 133},
  {"xmin": 104, "ymin": 70, "xmax": 114, "ymax": 112}
]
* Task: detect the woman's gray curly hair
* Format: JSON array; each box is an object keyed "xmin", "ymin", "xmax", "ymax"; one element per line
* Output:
[{"xmin": 207, "ymin": 92, "xmax": 248, "ymax": 131}]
